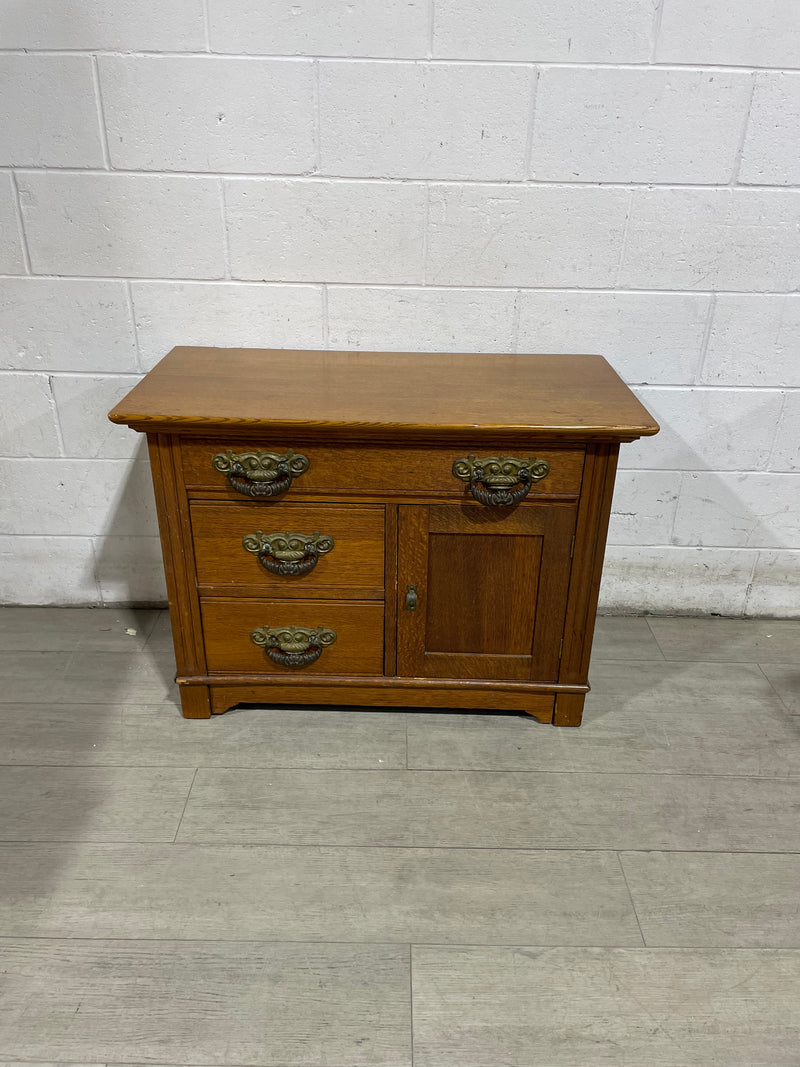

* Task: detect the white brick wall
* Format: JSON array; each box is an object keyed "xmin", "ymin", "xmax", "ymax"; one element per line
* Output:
[
  {"xmin": 740, "ymin": 74, "xmax": 800, "ymax": 186},
  {"xmin": 530, "ymin": 69, "xmax": 753, "ymax": 183},
  {"xmin": 99, "ymin": 57, "xmax": 317, "ymax": 173},
  {"xmin": 319, "ymin": 63, "xmax": 532, "ymax": 180},
  {"xmin": 1, "ymin": 0, "xmax": 798, "ymax": 615}
]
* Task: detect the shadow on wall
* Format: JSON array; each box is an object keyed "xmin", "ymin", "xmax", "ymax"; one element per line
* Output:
[
  {"xmin": 602, "ymin": 387, "xmax": 794, "ymax": 617},
  {"xmin": 93, "ymin": 437, "xmax": 169, "ymax": 608}
]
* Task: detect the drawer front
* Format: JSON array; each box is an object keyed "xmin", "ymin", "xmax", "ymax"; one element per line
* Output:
[
  {"xmin": 181, "ymin": 439, "xmax": 584, "ymax": 499},
  {"xmin": 191, "ymin": 502, "xmax": 384, "ymax": 598},
  {"xmin": 201, "ymin": 598, "xmax": 384, "ymax": 675}
]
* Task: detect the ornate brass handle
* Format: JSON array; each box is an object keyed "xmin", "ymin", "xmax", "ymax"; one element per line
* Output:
[
  {"xmin": 242, "ymin": 531, "xmax": 335, "ymax": 577},
  {"xmin": 452, "ymin": 453, "xmax": 550, "ymax": 506},
  {"xmin": 211, "ymin": 449, "xmax": 309, "ymax": 498},
  {"xmin": 250, "ymin": 624, "xmax": 337, "ymax": 668}
]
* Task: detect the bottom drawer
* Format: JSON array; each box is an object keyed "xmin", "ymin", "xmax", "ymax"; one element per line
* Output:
[{"xmin": 201, "ymin": 598, "xmax": 384, "ymax": 675}]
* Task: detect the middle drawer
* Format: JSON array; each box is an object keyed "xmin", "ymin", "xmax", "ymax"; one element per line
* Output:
[{"xmin": 190, "ymin": 502, "xmax": 385, "ymax": 599}]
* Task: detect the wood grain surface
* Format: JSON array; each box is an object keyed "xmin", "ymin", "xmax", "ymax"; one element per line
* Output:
[
  {"xmin": 200, "ymin": 597, "xmax": 385, "ymax": 675},
  {"xmin": 109, "ymin": 347, "xmax": 660, "ymax": 441},
  {"xmin": 191, "ymin": 501, "xmax": 385, "ymax": 598},
  {"xmin": 180, "ymin": 436, "xmax": 585, "ymax": 497}
]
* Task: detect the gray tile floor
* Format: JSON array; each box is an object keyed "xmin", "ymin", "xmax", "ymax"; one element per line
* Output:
[{"xmin": 0, "ymin": 608, "xmax": 799, "ymax": 1066}]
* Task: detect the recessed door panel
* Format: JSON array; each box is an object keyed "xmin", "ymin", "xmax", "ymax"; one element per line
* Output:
[
  {"xmin": 397, "ymin": 503, "xmax": 576, "ymax": 681},
  {"xmin": 425, "ymin": 533, "xmax": 542, "ymax": 655}
]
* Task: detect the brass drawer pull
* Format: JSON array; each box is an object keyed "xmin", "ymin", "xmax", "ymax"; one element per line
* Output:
[
  {"xmin": 250, "ymin": 624, "xmax": 337, "ymax": 668},
  {"xmin": 452, "ymin": 453, "xmax": 550, "ymax": 506},
  {"xmin": 242, "ymin": 531, "xmax": 335, "ymax": 577},
  {"xmin": 212, "ymin": 448, "xmax": 309, "ymax": 498}
]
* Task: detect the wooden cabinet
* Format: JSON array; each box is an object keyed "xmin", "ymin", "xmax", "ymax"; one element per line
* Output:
[
  {"xmin": 396, "ymin": 502, "xmax": 576, "ymax": 682},
  {"xmin": 109, "ymin": 348, "xmax": 658, "ymax": 727}
]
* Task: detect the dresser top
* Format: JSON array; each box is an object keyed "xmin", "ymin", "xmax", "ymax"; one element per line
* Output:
[{"xmin": 109, "ymin": 347, "xmax": 659, "ymax": 442}]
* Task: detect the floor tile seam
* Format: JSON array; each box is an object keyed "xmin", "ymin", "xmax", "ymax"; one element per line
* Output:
[
  {"xmin": 0, "ymin": 1063, "xmax": 390, "ymax": 1067},
  {"xmin": 591, "ymin": 656, "xmax": 671, "ymax": 662},
  {"xmin": 400, "ymin": 769, "xmax": 800, "ymax": 778},
  {"xmin": 3, "ymin": 842, "xmax": 799, "ymax": 857},
  {"xmin": 0, "ymin": 699, "xmax": 179, "ymax": 707},
  {"xmin": 172, "ymin": 768, "xmax": 199, "ymax": 843},
  {"xmin": 0, "ymin": 763, "xmax": 411, "ymax": 770},
  {"xmin": 0, "ymin": 763, "xmax": 204, "ymax": 769},
  {"xmin": 0, "ymin": 700, "xmax": 182, "ymax": 707},
  {"xmin": 6, "ymin": 762, "xmax": 800, "ymax": 778},
  {"xmin": 2, "ymin": 934, "xmax": 797, "ymax": 952},
  {"xmin": 651, "ymin": 654, "xmax": 800, "ymax": 665},
  {"xmin": 0, "ymin": 935, "xmax": 758, "ymax": 952},
  {"xmin": 0, "ymin": 1058, "xmax": 407, "ymax": 1067},
  {"xmin": 4, "ymin": 764, "xmax": 800, "ymax": 778},
  {"xmin": 143, "ymin": 609, "xmax": 164, "ymax": 641},
  {"xmin": 644, "ymin": 616, "xmax": 670, "ymax": 660},
  {"xmin": 408, "ymin": 941, "xmax": 414, "ymax": 1067},
  {"xmin": 8, "ymin": 840, "xmax": 797, "ymax": 853},
  {"xmin": 616, "ymin": 851, "xmax": 647, "ymax": 948},
  {"xmin": 757, "ymin": 663, "xmax": 799, "ymax": 717},
  {"xmin": 0, "ymin": 762, "xmax": 411, "ymax": 770},
  {"xmin": 0, "ymin": 842, "xmax": 636, "ymax": 854}
]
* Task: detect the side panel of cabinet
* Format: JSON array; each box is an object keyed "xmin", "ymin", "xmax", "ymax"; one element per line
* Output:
[
  {"xmin": 397, "ymin": 503, "xmax": 577, "ymax": 681},
  {"xmin": 146, "ymin": 433, "xmax": 211, "ymax": 717}
]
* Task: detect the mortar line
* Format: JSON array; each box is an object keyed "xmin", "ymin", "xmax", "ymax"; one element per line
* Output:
[
  {"xmin": 9, "ymin": 171, "xmax": 32, "ymax": 274},
  {"xmin": 87, "ymin": 537, "xmax": 106, "ymax": 606},
  {"xmin": 46, "ymin": 373, "xmax": 67, "ymax": 457},
  {"xmin": 695, "ymin": 292, "xmax": 718, "ymax": 383},
  {"xmin": 4, "ymin": 371, "xmax": 797, "ymax": 396},
  {"xmin": 742, "ymin": 550, "xmax": 761, "ymax": 616},
  {"xmin": 731, "ymin": 72, "xmax": 758, "ymax": 185},
  {"xmin": 219, "ymin": 178, "xmax": 231, "ymax": 280},
  {"xmin": 321, "ymin": 284, "xmax": 330, "ymax": 349},
  {"xmin": 613, "ymin": 188, "xmax": 636, "ymax": 287},
  {"xmin": 524, "ymin": 67, "xmax": 540, "ymax": 178},
  {"xmin": 2, "ymin": 50, "xmax": 800, "ymax": 71},
  {"xmin": 0, "ymin": 370, "xmax": 142, "ymax": 379},
  {"xmin": 511, "ymin": 288, "xmax": 522, "ymax": 352},
  {"xmin": 202, "ymin": 0, "xmax": 212, "ymax": 52},
  {"xmin": 90, "ymin": 55, "xmax": 112, "ymax": 169},
  {"xmin": 87, "ymin": 535, "xmax": 104, "ymax": 606},
  {"xmin": 124, "ymin": 280, "xmax": 143, "ymax": 373},
  {"xmin": 764, "ymin": 389, "xmax": 789, "ymax": 470},
  {"xmin": 650, "ymin": 0, "xmax": 666, "ymax": 63},
  {"xmin": 2, "ymin": 274, "xmax": 799, "ymax": 297},
  {"xmin": 421, "ymin": 183, "xmax": 431, "ymax": 285},
  {"xmin": 7, "ymin": 166, "xmax": 799, "ymax": 189},
  {"xmin": 312, "ymin": 59, "xmax": 322, "ymax": 174}
]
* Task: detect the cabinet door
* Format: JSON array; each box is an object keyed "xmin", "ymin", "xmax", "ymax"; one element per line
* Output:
[{"xmin": 397, "ymin": 503, "xmax": 576, "ymax": 681}]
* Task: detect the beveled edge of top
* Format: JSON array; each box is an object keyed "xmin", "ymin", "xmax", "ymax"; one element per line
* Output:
[{"xmin": 108, "ymin": 347, "xmax": 661, "ymax": 443}]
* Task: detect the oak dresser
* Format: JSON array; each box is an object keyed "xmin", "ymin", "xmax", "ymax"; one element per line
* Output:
[{"xmin": 109, "ymin": 348, "xmax": 658, "ymax": 726}]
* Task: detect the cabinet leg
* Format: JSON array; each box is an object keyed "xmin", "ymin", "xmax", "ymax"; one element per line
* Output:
[
  {"xmin": 179, "ymin": 684, "xmax": 212, "ymax": 719},
  {"xmin": 553, "ymin": 692, "xmax": 585, "ymax": 727}
]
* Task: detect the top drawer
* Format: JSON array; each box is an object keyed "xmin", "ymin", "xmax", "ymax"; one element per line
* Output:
[{"xmin": 180, "ymin": 439, "xmax": 585, "ymax": 500}]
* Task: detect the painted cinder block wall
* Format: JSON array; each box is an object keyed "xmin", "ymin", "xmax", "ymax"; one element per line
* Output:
[{"xmin": 0, "ymin": 0, "xmax": 798, "ymax": 615}]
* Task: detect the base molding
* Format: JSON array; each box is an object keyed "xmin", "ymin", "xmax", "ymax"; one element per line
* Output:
[{"xmin": 175, "ymin": 673, "xmax": 590, "ymax": 725}]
